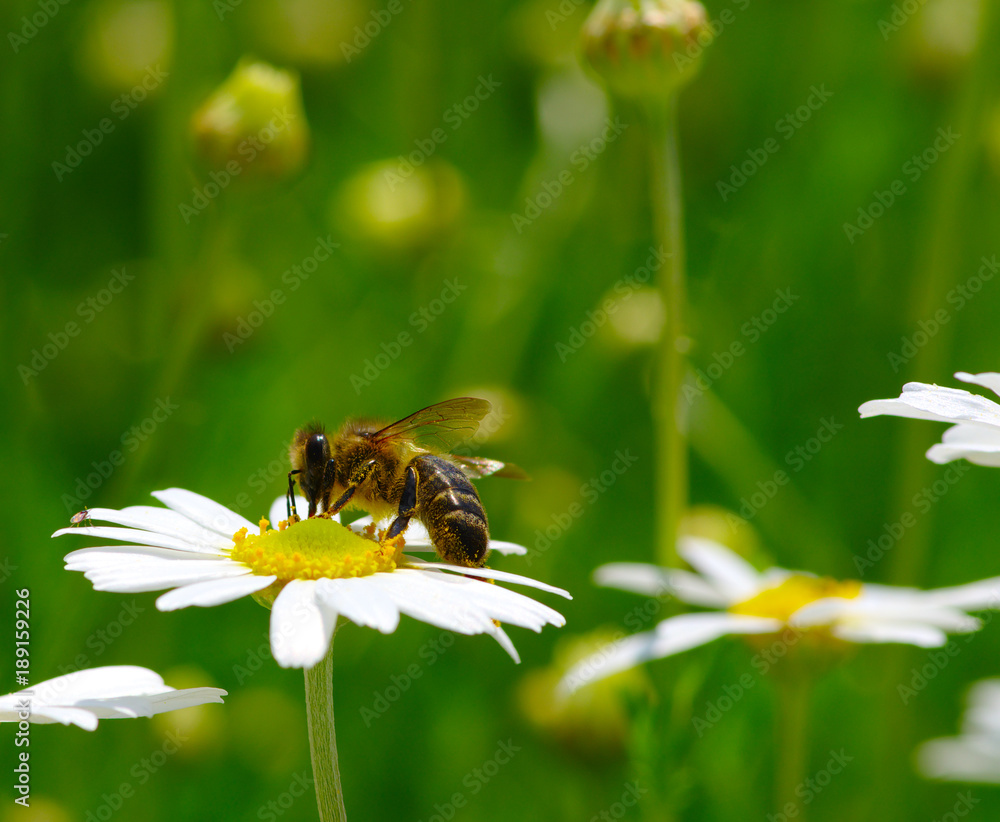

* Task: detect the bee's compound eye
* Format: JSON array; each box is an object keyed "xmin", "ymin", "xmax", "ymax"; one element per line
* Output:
[{"xmin": 305, "ymin": 433, "xmax": 330, "ymax": 467}]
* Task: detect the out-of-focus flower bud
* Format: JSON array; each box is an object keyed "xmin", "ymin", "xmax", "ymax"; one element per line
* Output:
[
  {"xmin": 518, "ymin": 629, "xmax": 654, "ymax": 762},
  {"xmin": 150, "ymin": 666, "xmax": 224, "ymax": 759},
  {"xmin": 901, "ymin": 0, "xmax": 981, "ymax": 84},
  {"xmin": 227, "ymin": 687, "xmax": 306, "ymax": 776},
  {"xmin": 581, "ymin": 0, "xmax": 712, "ymax": 102},
  {"xmin": 681, "ymin": 504, "xmax": 761, "ymax": 561},
  {"xmin": 1, "ymin": 796, "xmax": 73, "ymax": 822},
  {"xmin": 332, "ymin": 159, "xmax": 465, "ymax": 255},
  {"xmin": 247, "ymin": 0, "xmax": 368, "ymax": 68},
  {"xmin": 191, "ymin": 60, "xmax": 309, "ymax": 180},
  {"xmin": 79, "ymin": 0, "xmax": 174, "ymax": 94}
]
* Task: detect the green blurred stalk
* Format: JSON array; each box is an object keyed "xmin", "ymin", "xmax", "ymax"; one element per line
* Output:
[
  {"xmin": 644, "ymin": 96, "xmax": 687, "ymax": 569},
  {"xmin": 305, "ymin": 635, "xmax": 348, "ymax": 822},
  {"xmin": 774, "ymin": 673, "xmax": 811, "ymax": 821}
]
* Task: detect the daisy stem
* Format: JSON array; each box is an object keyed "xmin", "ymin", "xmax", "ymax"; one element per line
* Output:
[
  {"xmin": 644, "ymin": 95, "xmax": 688, "ymax": 568},
  {"xmin": 774, "ymin": 673, "xmax": 811, "ymax": 819},
  {"xmin": 304, "ymin": 635, "xmax": 348, "ymax": 822}
]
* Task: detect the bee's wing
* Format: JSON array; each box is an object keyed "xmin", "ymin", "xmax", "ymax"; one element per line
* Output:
[
  {"xmin": 450, "ymin": 455, "xmax": 530, "ymax": 480},
  {"xmin": 371, "ymin": 398, "xmax": 492, "ymax": 454}
]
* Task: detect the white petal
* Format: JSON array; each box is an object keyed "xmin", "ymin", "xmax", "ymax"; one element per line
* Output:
[
  {"xmin": 270, "ymin": 580, "xmax": 337, "ymax": 669},
  {"xmin": 152, "ymin": 488, "xmax": 256, "ymax": 537},
  {"xmin": 488, "ymin": 625, "xmax": 521, "ymax": 663},
  {"xmin": 53, "ymin": 525, "xmax": 225, "ymax": 555},
  {"xmin": 22, "ymin": 706, "xmax": 101, "ymax": 729},
  {"xmin": 956, "ymin": 371, "xmax": 1000, "ymax": 399},
  {"xmin": 65, "ymin": 546, "xmax": 226, "ymax": 566},
  {"xmin": 156, "ymin": 574, "xmax": 277, "ymax": 610},
  {"xmin": 268, "ymin": 494, "xmax": 311, "ymax": 527},
  {"xmin": 922, "ymin": 577, "xmax": 1000, "ymax": 610},
  {"xmin": 315, "ymin": 577, "xmax": 401, "ymax": 634},
  {"xmin": 832, "ymin": 620, "xmax": 948, "ymax": 647},
  {"xmin": 365, "ymin": 571, "xmax": 498, "ymax": 634},
  {"xmin": 678, "ymin": 537, "xmax": 761, "ymax": 602},
  {"xmin": 70, "ymin": 505, "xmax": 232, "ymax": 550},
  {"xmin": 928, "ymin": 430, "xmax": 1000, "ymax": 466},
  {"xmin": 917, "ymin": 736, "xmax": 1000, "ymax": 782},
  {"xmin": 859, "ymin": 381, "xmax": 1000, "ymax": 426},
  {"xmin": 595, "ymin": 562, "xmax": 728, "ymax": 608},
  {"xmin": 559, "ymin": 612, "xmax": 780, "ymax": 694},
  {"xmin": 421, "ymin": 571, "xmax": 565, "ymax": 630},
  {"xmin": 407, "ymin": 561, "xmax": 571, "ymax": 599},
  {"xmin": 81, "ymin": 558, "xmax": 251, "ymax": 593},
  {"xmin": 487, "ymin": 539, "xmax": 528, "ymax": 556}
]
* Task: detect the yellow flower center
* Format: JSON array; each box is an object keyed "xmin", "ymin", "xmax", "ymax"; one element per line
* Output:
[
  {"xmin": 229, "ymin": 517, "xmax": 404, "ymax": 582},
  {"xmin": 728, "ymin": 575, "xmax": 862, "ymax": 622}
]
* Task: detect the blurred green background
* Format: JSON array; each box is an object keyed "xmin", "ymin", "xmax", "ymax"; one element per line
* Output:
[{"xmin": 2, "ymin": 0, "xmax": 1000, "ymax": 819}]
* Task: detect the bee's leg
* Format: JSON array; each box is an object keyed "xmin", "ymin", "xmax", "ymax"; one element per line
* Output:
[
  {"xmin": 386, "ymin": 465, "xmax": 418, "ymax": 540},
  {"xmin": 326, "ymin": 459, "xmax": 376, "ymax": 517},
  {"xmin": 286, "ymin": 470, "xmax": 302, "ymax": 520}
]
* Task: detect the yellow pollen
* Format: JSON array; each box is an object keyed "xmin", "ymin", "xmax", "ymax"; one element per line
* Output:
[
  {"xmin": 728, "ymin": 575, "xmax": 862, "ymax": 623},
  {"xmin": 229, "ymin": 517, "xmax": 405, "ymax": 582}
]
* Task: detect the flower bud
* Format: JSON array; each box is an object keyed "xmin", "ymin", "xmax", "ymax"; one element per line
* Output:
[
  {"xmin": 518, "ymin": 629, "xmax": 654, "ymax": 762},
  {"xmin": 332, "ymin": 159, "xmax": 465, "ymax": 255},
  {"xmin": 191, "ymin": 60, "xmax": 309, "ymax": 180},
  {"xmin": 79, "ymin": 0, "xmax": 174, "ymax": 94},
  {"xmin": 581, "ymin": 0, "xmax": 713, "ymax": 101}
]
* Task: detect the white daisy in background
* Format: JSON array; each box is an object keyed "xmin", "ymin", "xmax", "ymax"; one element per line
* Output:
[
  {"xmin": 560, "ymin": 537, "xmax": 1000, "ymax": 693},
  {"xmin": 55, "ymin": 488, "xmax": 570, "ymax": 669},
  {"xmin": 917, "ymin": 679, "xmax": 1000, "ymax": 782},
  {"xmin": 859, "ymin": 371, "xmax": 1000, "ymax": 465},
  {"xmin": 0, "ymin": 666, "xmax": 226, "ymax": 731}
]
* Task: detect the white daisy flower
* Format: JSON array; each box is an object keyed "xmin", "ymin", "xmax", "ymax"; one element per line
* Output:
[
  {"xmin": 55, "ymin": 489, "xmax": 570, "ymax": 670},
  {"xmin": 560, "ymin": 537, "xmax": 1000, "ymax": 693},
  {"xmin": 917, "ymin": 679, "xmax": 1000, "ymax": 782},
  {"xmin": 859, "ymin": 371, "xmax": 1000, "ymax": 466},
  {"xmin": 0, "ymin": 666, "xmax": 226, "ymax": 731}
]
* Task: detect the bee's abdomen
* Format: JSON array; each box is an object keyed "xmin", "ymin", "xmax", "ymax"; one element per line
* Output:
[{"xmin": 413, "ymin": 455, "xmax": 489, "ymax": 567}]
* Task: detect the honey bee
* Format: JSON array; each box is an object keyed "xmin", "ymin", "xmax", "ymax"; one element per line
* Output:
[{"xmin": 287, "ymin": 398, "xmax": 525, "ymax": 567}]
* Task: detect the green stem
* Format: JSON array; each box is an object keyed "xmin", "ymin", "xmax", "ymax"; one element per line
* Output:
[
  {"xmin": 774, "ymin": 674, "xmax": 811, "ymax": 819},
  {"xmin": 645, "ymin": 96, "xmax": 688, "ymax": 568},
  {"xmin": 304, "ymin": 636, "xmax": 347, "ymax": 822}
]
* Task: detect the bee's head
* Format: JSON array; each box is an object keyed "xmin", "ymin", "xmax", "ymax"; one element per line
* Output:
[{"xmin": 291, "ymin": 424, "xmax": 335, "ymax": 511}]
